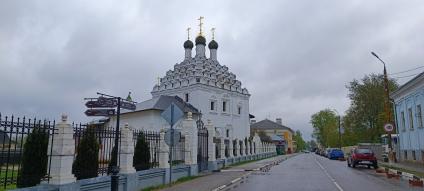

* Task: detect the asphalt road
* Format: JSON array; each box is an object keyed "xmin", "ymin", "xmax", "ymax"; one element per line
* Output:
[{"xmin": 234, "ymin": 153, "xmax": 421, "ymax": 191}]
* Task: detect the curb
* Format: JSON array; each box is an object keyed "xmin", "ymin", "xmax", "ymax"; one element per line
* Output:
[{"xmin": 381, "ymin": 166, "xmax": 424, "ymax": 187}]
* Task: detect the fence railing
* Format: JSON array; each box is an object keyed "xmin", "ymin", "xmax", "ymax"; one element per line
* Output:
[
  {"xmin": 0, "ymin": 114, "xmax": 56, "ymax": 190},
  {"xmin": 0, "ymin": 114, "xmax": 164, "ymax": 189},
  {"xmin": 133, "ymin": 130, "xmax": 161, "ymax": 168}
]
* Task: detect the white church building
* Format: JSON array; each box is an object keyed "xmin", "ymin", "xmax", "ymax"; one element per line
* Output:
[{"xmin": 108, "ymin": 24, "xmax": 252, "ymax": 140}]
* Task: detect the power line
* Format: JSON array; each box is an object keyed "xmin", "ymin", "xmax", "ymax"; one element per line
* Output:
[{"xmin": 389, "ymin": 65, "xmax": 424, "ymax": 75}]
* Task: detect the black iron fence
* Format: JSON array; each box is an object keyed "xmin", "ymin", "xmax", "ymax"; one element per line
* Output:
[
  {"xmin": 0, "ymin": 114, "xmax": 164, "ymax": 189},
  {"xmin": 171, "ymin": 135, "xmax": 185, "ymax": 165},
  {"xmin": 133, "ymin": 129, "xmax": 161, "ymax": 168},
  {"xmin": 0, "ymin": 114, "xmax": 56, "ymax": 190}
]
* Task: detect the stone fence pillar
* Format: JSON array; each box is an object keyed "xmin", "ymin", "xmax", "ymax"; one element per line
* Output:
[
  {"xmin": 182, "ymin": 112, "xmax": 197, "ymax": 166},
  {"xmin": 228, "ymin": 138, "xmax": 234, "ymax": 158},
  {"xmin": 234, "ymin": 139, "xmax": 239, "ymax": 157},
  {"xmin": 206, "ymin": 120, "xmax": 217, "ymax": 170},
  {"xmin": 246, "ymin": 140, "xmax": 250, "ymax": 155},
  {"xmin": 48, "ymin": 114, "xmax": 76, "ymax": 185},
  {"xmin": 159, "ymin": 131, "xmax": 170, "ymax": 168},
  {"xmin": 181, "ymin": 112, "xmax": 199, "ymax": 176},
  {"xmin": 119, "ymin": 124, "xmax": 135, "ymax": 174},
  {"xmin": 220, "ymin": 137, "xmax": 226, "ymax": 159}
]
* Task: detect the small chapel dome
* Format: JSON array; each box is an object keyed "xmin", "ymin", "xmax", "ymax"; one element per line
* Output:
[
  {"xmin": 195, "ymin": 35, "xmax": 206, "ymax": 45},
  {"xmin": 183, "ymin": 40, "xmax": 194, "ymax": 49},
  {"xmin": 208, "ymin": 40, "xmax": 218, "ymax": 49}
]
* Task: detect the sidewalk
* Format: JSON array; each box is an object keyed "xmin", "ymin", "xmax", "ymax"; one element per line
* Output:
[
  {"xmin": 158, "ymin": 154, "xmax": 297, "ymax": 191},
  {"xmin": 379, "ymin": 160, "xmax": 424, "ymax": 177}
]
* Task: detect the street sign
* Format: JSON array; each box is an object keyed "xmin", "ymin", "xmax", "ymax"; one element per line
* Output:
[
  {"xmin": 161, "ymin": 103, "xmax": 184, "ymax": 126},
  {"xmin": 85, "ymin": 109, "xmax": 115, "ymax": 116},
  {"xmin": 164, "ymin": 129, "xmax": 181, "ymax": 146},
  {"xmin": 85, "ymin": 97, "xmax": 118, "ymax": 108},
  {"xmin": 120, "ymin": 101, "xmax": 136, "ymax": 110},
  {"xmin": 384, "ymin": 123, "xmax": 394, "ymax": 132}
]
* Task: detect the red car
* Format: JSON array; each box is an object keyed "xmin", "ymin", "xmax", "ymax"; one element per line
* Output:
[{"xmin": 347, "ymin": 148, "xmax": 378, "ymax": 169}]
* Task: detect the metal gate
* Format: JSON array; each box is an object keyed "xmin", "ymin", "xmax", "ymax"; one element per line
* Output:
[{"xmin": 197, "ymin": 114, "xmax": 208, "ymax": 172}]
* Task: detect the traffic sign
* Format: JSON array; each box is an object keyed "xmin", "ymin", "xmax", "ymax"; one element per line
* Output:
[
  {"xmin": 384, "ymin": 123, "xmax": 394, "ymax": 132},
  {"xmin": 120, "ymin": 101, "xmax": 136, "ymax": 110},
  {"xmin": 161, "ymin": 103, "xmax": 184, "ymax": 126},
  {"xmin": 164, "ymin": 129, "xmax": 181, "ymax": 146},
  {"xmin": 85, "ymin": 109, "xmax": 115, "ymax": 116}
]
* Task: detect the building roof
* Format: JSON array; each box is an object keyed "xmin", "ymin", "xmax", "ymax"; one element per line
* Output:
[
  {"xmin": 121, "ymin": 95, "xmax": 199, "ymax": 114},
  {"xmin": 250, "ymin": 119, "xmax": 294, "ymax": 133},
  {"xmin": 391, "ymin": 72, "xmax": 424, "ymax": 99}
]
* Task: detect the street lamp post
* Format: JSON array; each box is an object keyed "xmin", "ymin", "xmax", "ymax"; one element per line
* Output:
[{"xmin": 371, "ymin": 51, "xmax": 394, "ymax": 163}]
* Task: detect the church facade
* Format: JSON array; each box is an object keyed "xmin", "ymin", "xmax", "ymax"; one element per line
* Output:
[
  {"xmin": 150, "ymin": 29, "xmax": 251, "ymax": 140},
  {"xmin": 107, "ymin": 23, "xmax": 251, "ymax": 140}
]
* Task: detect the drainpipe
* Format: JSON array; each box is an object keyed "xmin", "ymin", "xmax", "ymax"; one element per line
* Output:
[{"xmin": 390, "ymin": 98, "xmax": 400, "ymax": 162}]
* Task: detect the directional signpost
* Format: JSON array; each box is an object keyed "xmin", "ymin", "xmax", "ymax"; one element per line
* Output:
[
  {"xmin": 160, "ymin": 103, "xmax": 184, "ymax": 185},
  {"xmin": 84, "ymin": 109, "xmax": 115, "ymax": 116},
  {"xmin": 84, "ymin": 92, "xmax": 136, "ymax": 191}
]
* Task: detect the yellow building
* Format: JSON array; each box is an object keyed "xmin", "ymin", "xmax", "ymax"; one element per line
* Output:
[{"xmin": 250, "ymin": 118, "xmax": 295, "ymax": 154}]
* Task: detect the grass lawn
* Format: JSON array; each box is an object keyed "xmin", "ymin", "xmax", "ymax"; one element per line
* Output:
[{"xmin": 0, "ymin": 170, "xmax": 19, "ymax": 191}]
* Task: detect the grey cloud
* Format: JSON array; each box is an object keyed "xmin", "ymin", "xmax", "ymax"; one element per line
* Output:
[{"xmin": 1, "ymin": 0, "xmax": 424, "ymax": 140}]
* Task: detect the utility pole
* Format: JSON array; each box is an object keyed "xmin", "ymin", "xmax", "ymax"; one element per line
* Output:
[{"xmin": 371, "ymin": 52, "xmax": 394, "ymax": 163}]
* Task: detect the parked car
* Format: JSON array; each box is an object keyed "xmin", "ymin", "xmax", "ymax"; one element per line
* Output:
[
  {"xmin": 325, "ymin": 148, "xmax": 333, "ymax": 158},
  {"xmin": 347, "ymin": 148, "xmax": 378, "ymax": 169},
  {"xmin": 328, "ymin": 148, "xmax": 344, "ymax": 160}
]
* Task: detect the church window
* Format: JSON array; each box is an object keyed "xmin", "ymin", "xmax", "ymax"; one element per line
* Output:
[
  {"xmin": 196, "ymin": 78, "xmax": 200, "ymax": 83},
  {"xmin": 223, "ymin": 101, "xmax": 227, "ymax": 112},
  {"xmin": 210, "ymin": 101, "xmax": 215, "ymax": 111},
  {"xmin": 238, "ymin": 106, "xmax": 241, "ymax": 115},
  {"xmin": 185, "ymin": 93, "xmax": 189, "ymax": 102},
  {"xmin": 226, "ymin": 129, "xmax": 230, "ymax": 137}
]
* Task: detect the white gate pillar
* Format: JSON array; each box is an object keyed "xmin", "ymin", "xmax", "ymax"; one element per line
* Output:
[
  {"xmin": 119, "ymin": 124, "xmax": 136, "ymax": 174},
  {"xmin": 48, "ymin": 114, "xmax": 76, "ymax": 185}
]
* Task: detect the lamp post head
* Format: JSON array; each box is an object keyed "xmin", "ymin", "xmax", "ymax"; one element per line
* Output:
[{"xmin": 371, "ymin": 51, "xmax": 379, "ymax": 59}]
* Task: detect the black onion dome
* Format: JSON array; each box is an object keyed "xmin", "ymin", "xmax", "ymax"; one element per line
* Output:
[
  {"xmin": 208, "ymin": 40, "xmax": 218, "ymax": 49},
  {"xmin": 183, "ymin": 40, "xmax": 194, "ymax": 49},
  {"xmin": 195, "ymin": 35, "xmax": 206, "ymax": 45}
]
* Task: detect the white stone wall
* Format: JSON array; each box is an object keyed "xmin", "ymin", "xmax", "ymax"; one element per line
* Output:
[
  {"xmin": 106, "ymin": 110, "xmax": 197, "ymax": 131},
  {"xmin": 152, "ymin": 84, "xmax": 250, "ymax": 140}
]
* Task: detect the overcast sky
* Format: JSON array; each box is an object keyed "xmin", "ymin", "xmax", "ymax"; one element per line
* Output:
[{"xmin": 1, "ymin": 0, "xmax": 424, "ymax": 140}]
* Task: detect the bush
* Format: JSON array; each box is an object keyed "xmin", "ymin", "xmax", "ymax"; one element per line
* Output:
[
  {"xmin": 107, "ymin": 145, "xmax": 117, "ymax": 175},
  {"xmin": 17, "ymin": 127, "xmax": 49, "ymax": 188},
  {"xmin": 133, "ymin": 133, "xmax": 150, "ymax": 171},
  {"xmin": 72, "ymin": 128, "xmax": 99, "ymax": 180}
]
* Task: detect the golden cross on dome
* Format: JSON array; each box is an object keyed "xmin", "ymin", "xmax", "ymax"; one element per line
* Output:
[
  {"xmin": 211, "ymin": 28, "xmax": 216, "ymax": 40},
  {"xmin": 187, "ymin": 27, "xmax": 191, "ymax": 40},
  {"xmin": 198, "ymin": 16, "xmax": 204, "ymax": 36}
]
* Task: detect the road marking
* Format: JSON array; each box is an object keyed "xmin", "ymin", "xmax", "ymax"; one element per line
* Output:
[{"xmin": 314, "ymin": 157, "xmax": 344, "ymax": 191}]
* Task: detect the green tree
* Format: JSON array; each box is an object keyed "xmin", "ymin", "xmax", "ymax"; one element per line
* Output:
[
  {"xmin": 293, "ymin": 130, "xmax": 306, "ymax": 152},
  {"xmin": 344, "ymin": 74, "xmax": 398, "ymax": 143},
  {"xmin": 17, "ymin": 127, "xmax": 49, "ymax": 188},
  {"xmin": 133, "ymin": 133, "xmax": 151, "ymax": 171},
  {"xmin": 72, "ymin": 127, "xmax": 99, "ymax": 180},
  {"xmin": 310, "ymin": 109, "xmax": 339, "ymax": 148}
]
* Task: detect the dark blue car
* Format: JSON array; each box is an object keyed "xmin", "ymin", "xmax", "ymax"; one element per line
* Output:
[{"xmin": 328, "ymin": 149, "xmax": 344, "ymax": 160}]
